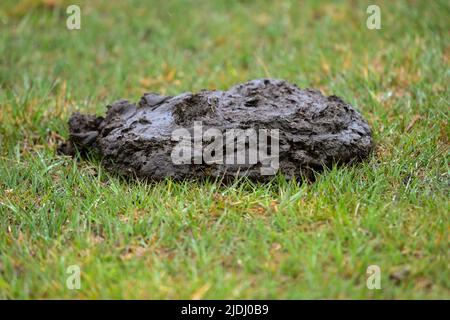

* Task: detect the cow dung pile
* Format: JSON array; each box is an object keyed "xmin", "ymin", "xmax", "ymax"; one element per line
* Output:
[{"xmin": 58, "ymin": 79, "xmax": 373, "ymax": 181}]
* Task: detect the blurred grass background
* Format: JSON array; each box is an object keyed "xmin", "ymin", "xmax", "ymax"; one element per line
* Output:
[{"xmin": 0, "ymin": 0, "xmax": 448, "ymax": 298}]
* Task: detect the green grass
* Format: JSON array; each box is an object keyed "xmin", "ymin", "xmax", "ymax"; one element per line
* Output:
[{"xmin": 0, "ymin": 0, "xmax": 449, "ymax": 299}]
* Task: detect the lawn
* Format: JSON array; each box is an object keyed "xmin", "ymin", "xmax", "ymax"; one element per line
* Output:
[{"xmin": 0, "ymin": 0, "xmax": 448, "ymax": 299}]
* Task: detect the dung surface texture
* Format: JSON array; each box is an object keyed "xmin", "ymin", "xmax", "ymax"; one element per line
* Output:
[{"xmin": 58, "ymin": 79, "xmax": 373, "ymax": 180}]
